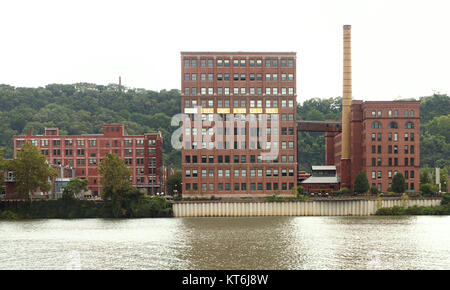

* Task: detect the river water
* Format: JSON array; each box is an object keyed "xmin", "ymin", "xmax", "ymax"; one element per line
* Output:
[{"xmin": 0, "ymin": 216, "xmax": 449, "ymax": 270}]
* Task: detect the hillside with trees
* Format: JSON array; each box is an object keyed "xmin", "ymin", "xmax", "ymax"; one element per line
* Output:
[
  {"xmin": 0, "ymin": 84, "xmax": 448, "ymax": 173},
  {"xmin": 0, "ymin": 83, "xmax": 181, "ymax": 168}
]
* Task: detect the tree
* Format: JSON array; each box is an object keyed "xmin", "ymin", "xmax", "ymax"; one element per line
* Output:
[
  {"xmin": 62, "ymin": 178, "xmax": 89, "ymax": 200},
  {"xmin": 392, "ymin": 172, "xmax": 407, "ymax": 194},
  {"xmin": 98, "ymin": 153, "xmax": 132, "ymax": 200},
  {"xmin": 165, "ymin": 172, "xmax": 182, "ymax": 198},
  {"xmin": 420, "ymin": 183, "xmax": 438, "ymax": 196},
  {"xmin": 98, "ymin": 153, "xmax": 136, "ymax": 217},
  {"xmin": 0, "ymin": 148, "xmax": 6, "ymax": 194},
  {"xmin": 420, "ymin": 168, "xmax": 432, "ymax": 184},
  {"xmin": 297, "ymin": 185, "xmax": 306, "ymax": 196},
  {"xmin": 353, "ymin": 171, "xmax": 370, "ymax": 194},
  {"xmin": 10, "ymin": 142, "xmax": 57, "ymax": 200},
  {"xmin": 370, "ymin": 186, "xmax": 379, "ymax": 195}
]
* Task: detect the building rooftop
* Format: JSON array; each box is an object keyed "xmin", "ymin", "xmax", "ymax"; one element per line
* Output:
[
  {"xmin": 181, "ymin": 51, "xmax": 296, "ymax": 56},
  {"xmin": 301, "ymin": 176, "xmax": 339, "ymax": 184},
  {"xmin": 312, "ymin": 166, "xmax": 337, "ymax": 171}
]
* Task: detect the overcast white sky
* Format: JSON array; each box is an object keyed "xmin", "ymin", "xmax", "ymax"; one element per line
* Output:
[{"xmin": 1, "ymin": 0, "xmax": 449, "ymax": 102}]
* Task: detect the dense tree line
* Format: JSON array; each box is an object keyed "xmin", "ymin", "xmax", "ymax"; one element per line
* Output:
[{"xmin": 0, "ymin": 84, "xmax": 448, "ymax": 172}]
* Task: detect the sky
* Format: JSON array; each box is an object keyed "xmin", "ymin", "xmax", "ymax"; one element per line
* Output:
[{"xmin": 1, "ymin": 0, "xmax": 449, "ymax": 103}]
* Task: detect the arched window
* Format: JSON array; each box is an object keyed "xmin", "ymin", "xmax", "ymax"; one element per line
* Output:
[
  {"xmin": 410, "ymin": 110, "xmax": 414, "ymax": 118},
  {"xmin": 405, "ymin": 122, "xmax": 414, "ymax": 129},
  {"xmin": 388, "ymin": 122, "xmax": 398, "ymax": 129},
  {"xmin": 372, "ymin": 121, "xmax": 382, "ymax": 129}
]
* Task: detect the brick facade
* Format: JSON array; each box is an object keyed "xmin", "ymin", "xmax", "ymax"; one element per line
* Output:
[
  {"xmin": 181, "ymin": 52, "xmax": 297, "ymax": 197},
  {"xmin": 13, "ymin": 124, "xmax": 164, "ymax": 196},
  {"xmin": 334, "ymin": 101, "xmax": 420, "ymax": 193}
]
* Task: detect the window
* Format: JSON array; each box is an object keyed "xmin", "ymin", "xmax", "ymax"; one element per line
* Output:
[
  {"xmin": 388, "ymin": 122, "xmax": 398, "ymax": 129},
  {"xmin": 372, "ymin": 121, "xmax": 382, "ymax": 129},
  {"xmin": 405, "ymin": 122, "xmax": 414, "ymax": 129}
]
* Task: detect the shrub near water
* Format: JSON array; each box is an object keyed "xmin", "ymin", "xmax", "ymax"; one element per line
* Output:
[
  {"xmin": 375, "ymin": 194, "xmax": 450, "ymax": 215},
  {"xmin": 0, "ymin": 196, "xmax": 172, "ymax": 219}
]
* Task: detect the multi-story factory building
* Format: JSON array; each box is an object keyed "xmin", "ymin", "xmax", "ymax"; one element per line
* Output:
[
  {"xmin": 13, "ymin": 124, "xmax": 164, "ymax": 196},
  {"xmin": 181, "ymin": 52, "xmax": 298, "ymax": 197},
  {"xmin": 331, "ymin": 100, "xmax": 420, "ymax": 193}
]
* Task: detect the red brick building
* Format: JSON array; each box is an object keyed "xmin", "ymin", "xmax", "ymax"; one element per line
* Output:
[
  {"xmin": 181, "ymin": 52, "xmax": 298, "ymax": 197},
  {"xmin": 331, "ymin": 100, "xmax": 420, "ymax": 193},
  {"xmin": 13, "ymin": 124, "xmax": 164, "ymax": 196}
]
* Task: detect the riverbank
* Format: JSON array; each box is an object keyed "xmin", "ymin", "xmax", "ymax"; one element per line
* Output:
[
  {"xmin": 172, "ymin": 197, "xmax": 443, "ymax": 217},
  {"xmin": 0, "ymin": 196, "xmax": 172, "ymax": 219},
  {"xmin": 376, "ymin": 194, "xmax": 450, "ymax": 215}
]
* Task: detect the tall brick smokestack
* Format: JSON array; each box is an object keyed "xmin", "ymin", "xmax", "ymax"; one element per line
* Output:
[{"xmin": 341, "ymin": 25, "xmax": 352, "ymax": 189}]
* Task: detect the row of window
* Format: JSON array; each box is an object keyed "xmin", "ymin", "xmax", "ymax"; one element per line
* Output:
[
  {"xmin": 184, "ymin": 154, "xmax": 296, "ymax": 164},
  {"xmin": 185, "ymin": 141, "xmax": 295, "ymax": 151},
  {"xmin": 370, "ymin": 132, "xmax": 416, "ymax": 142},
  {"xmin": 372, "ymin": 182, "xmax": 415, "ymax": 192},
  {"xmin": 48, "ymin": 157, "xmax": 157, "ymax": 167},
  {"xmin": 183, "ymin": 87, "xmax": 295, "ymax": 96},
  {"xmin": 185, "ymin": 127, "xmax": 295, "ymax": 137},
  {"xmin": 371, "ymin": 121, "xmax": 415, "ymax": 129},
  {"xmin": 184, "ymin": 73, "xmax": 294, "ymax": 82},
  {"xmin": 370, "ymin": 109, "xmax": 415, "ymax": 118},
  {"xmin": 185, "ymin": 99, "xmax": 295, "ymax": 108},
  {"xmin": 185, "ymin": 168, "xmax": 295, "ymax": 178},
  {"xmin": 185, "ymin": 182, "xmax": 296, "ymax": 192},
  {"xmin": 183, "ymin": 58, "xmax": 294, "ymax": 68},
  {"xmin": 185, "ymin": 140, "xmax": 296, "ymax": 153},
  {"xmin": 124, "ymin": 158, "xmax": 157, "ymax": 166},
  {"xmin": 18, "ymin": 139, "xmax": 157, "ymax": 148},
  {"xmin": 135, "ymin": 176, "xmax": 158, "ymax": 184},
  {"xmin": 370, "ymin": 145, "xmax": 415, "ymax": 154},
  {"xmin": 186, "ymin": 113, "xmax": 295, "ymax": 123},
  {"xmin": 41, "ymin": 148, "xmax": 157, "ymax": 157},
  {"xmin": 371, "ymin": 170, "xmax": 415, "ymax": 180},
  {"xmin": 370, "ymin": 157, "xmax": 416, "ymax": 167}
]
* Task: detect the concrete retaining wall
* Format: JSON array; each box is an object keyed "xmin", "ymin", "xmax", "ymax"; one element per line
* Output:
[{"xmin": 172, "ymin": 199, "xmax": 442, "ymax": 217}]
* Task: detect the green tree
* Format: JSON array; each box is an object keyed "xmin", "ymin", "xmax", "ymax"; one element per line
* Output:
[
  {"xmin": 297, "ymin": 185, "xmax": 306, "ymax": 196},
  {"xmin": 353, "ymin": 171, "xmax": 370, "ymax": 194},
  {"xmin": 0, "ymin": 148, "xmax": 6, "ymax": 194},
  {"xmin": 392, "ymin": 172, "xmax": 407, "ymax": 194},
  {"xmin": 10, "ymin": 142, "xmax": 57, "ymax": 200},
  {"xmin": 99, "ymin": 153, "xmax": 132, "ymax": 200},
  {"xmin": 165, "ymin": 172, "xmax": 182, "ymax": 198},
  {"xmin": 62, "ymin": 178, "xmax": 89, "ymax": 200},
  {"xmin": 98, "ymin": 153, "xmax": 136, "ymax": 217},
  {"xmin": 420, "ymin": 168, "xmax": 432, "ymax": 184},
  {"xmin": 370, "ymin": 186, "xmax": 379, "ymax": 195},
  {"xmin": 420, "ymin": 183, "xmax": 438, "ymax": 196}
]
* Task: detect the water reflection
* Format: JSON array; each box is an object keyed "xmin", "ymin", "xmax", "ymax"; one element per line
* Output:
[{"xmin": 0, "ymin": 216, "xmax": 449, "ymax": 269}]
